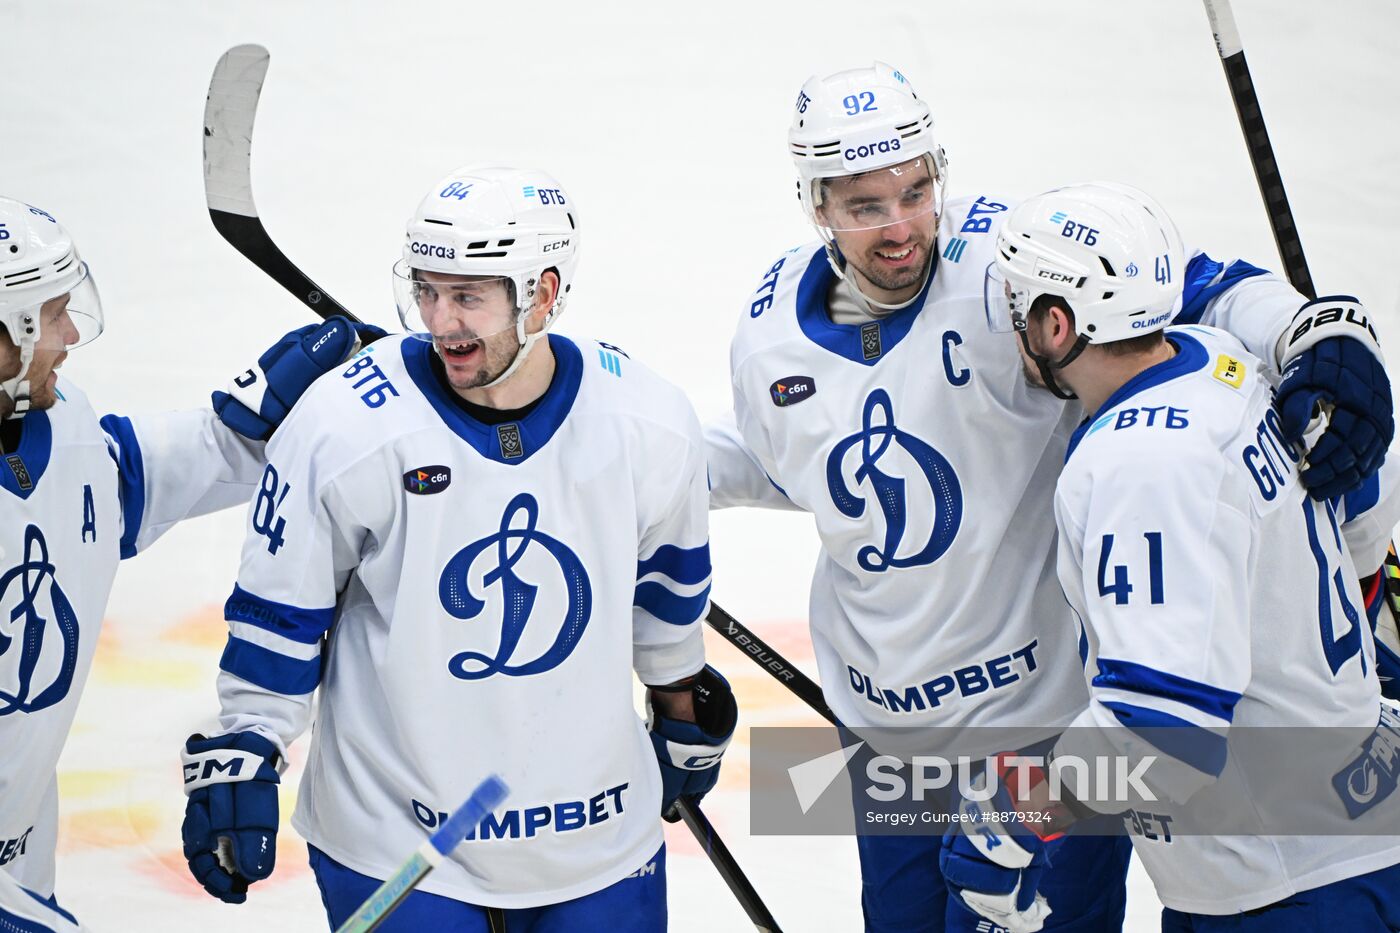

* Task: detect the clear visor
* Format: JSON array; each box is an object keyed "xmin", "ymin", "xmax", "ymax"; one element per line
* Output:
[
  {"xmin": 812, "ymin": 156, "xmax": 941, "ymax": 233},
  {"xmin": 13, "ymin": 262, "xmax": 106, "ymax": 351},
  {"xmin": 392, "ymin": 259, "xmax": 520, "ymax": 344},
  {"xmin": 982, "ymin": 263, "xmax": 1030, "ymax": 335}
]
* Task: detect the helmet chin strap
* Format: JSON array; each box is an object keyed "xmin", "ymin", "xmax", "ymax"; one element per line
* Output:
[
  {"xmin": 1, "ymin": 343, "xmax": 36, "ymax": 420},
  {"xmin": 824, "ymin": 240, "xmax": 933, "ymax": 312},
  {"xmin": 1017, "ymin": 328, "xmax": 1090, "ymax": 401},
  {"xmin": 479, "ymin": 276, "xmax": 559, "ymax": 390}
]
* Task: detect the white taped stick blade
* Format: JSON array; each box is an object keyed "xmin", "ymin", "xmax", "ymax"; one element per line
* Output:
[{"xmin": 204, "ymin": 44, "xmax": 270, "ymax": 218}]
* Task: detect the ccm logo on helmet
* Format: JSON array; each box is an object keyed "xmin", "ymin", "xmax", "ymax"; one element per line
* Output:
[
  {"xmin": 844, "ymin": 138, "xmax": 901, "ymax": 161},
  {"xmin": 1036, "ymin": 268, "xmax": 1077, "ymax": 284},
  {"xmin": 410, "ymin": 241, "xmax": 455, "ymax": 260},
  {"xmin": 542, "ymin": 238, "xmax": 571, "ymax": 253}
]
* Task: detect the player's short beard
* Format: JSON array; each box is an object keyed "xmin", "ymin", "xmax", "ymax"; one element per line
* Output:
[
  {"xmin": 850, "ymin": 245, "xmax": 929, "ymax": 293},
  {"xmin": 440, "ymin": 328, "xmax": 523, "ymax": 390}
]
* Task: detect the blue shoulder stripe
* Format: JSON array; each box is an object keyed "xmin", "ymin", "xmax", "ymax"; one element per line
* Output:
[
  {"xmin": 634, "ymin": 581, "xmax": 711, "ymax": 626},
  {"xmin": 99, "ymin": 414, "xmax": 145, "ymax": 559},
  {"xmin": 1093, "ymin": 656, "xmax": 1242, "ymax": 723},
  {"xmin": 1101, "ymin": 701, "xmax": 1228, "ymax": 777},
  {"xmin": 1173, "ymin": 253, "xmax": 1270, "ymax": 325},
  {"xmin": 225, "ymin": 584, "xmax": 335, "ymax": 645},
  {"xmin": 637, "ymin": 542, "xmax": 711, "ymax": 586},
  {"xmin": 220, "ymin": 634, "xmax": 321, "ymax": 695}
]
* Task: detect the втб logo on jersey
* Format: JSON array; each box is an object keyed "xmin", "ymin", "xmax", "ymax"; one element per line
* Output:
[
  {"xmin": 438, "ymin": 493, "xmax": 592, "ymax": 680},
  {"xmin": 826, "ymin": 389, "xmax": 963, "ymax": 573},
  {"xmin": 0, "ymin": 525, "xmax": 79, "ymax": 715}
]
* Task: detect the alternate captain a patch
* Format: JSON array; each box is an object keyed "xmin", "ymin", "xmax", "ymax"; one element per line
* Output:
[{"xmin": 1213, "ymin": 354, "xmax": 1246, "ymax": 389}]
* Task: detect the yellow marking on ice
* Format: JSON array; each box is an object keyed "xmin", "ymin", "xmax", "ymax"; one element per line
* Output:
[
  {"xmin": 160, "ymin": 604, "xmax": 229, "ymax": 649},
  {"xmin": 57, "ymin": 802, "xmax": 161, "ymax": 852},
  {"xmin": 58, "ymin": 770, "xmax": 130, "ymax": 800},
  {"xmin": 1213, "ymin": 354, "xmax": 1246, "ymax": 389}
]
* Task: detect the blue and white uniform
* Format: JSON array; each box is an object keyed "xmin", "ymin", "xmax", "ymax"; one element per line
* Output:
[
  {"xmin": 0, "ymin": 380, "xmax": 264, "ymax": 925},
  {"xmin": 1052, "ymin": 324, "xmax": 1400, "ymax": 916},
  {"xmin": 214, "ymin": 333, "xmax": 711, "ymax": 909},
  {"xmin": 705, "ymin": 193, "xmax": 1355, "ymax": 930}
]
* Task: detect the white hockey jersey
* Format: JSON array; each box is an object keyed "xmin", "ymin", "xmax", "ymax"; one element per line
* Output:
[
  {"xmin": 1052, "ymin": 325, "xmax": 1400, "ymax": 914},
  {"xmin": 709, "ymin": 195, "xmax": 1317, "ymax": 751},
  {"xmin": 215, "ymin": 334, "xmax": 710, "ymax": 909},
  {"xmin": 0, "ymin": 378, "xmax": 264, "ymax": 901}
]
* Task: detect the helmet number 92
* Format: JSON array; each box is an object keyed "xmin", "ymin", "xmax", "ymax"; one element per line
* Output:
[{"xmin": 843, "ymin": 91, "xmax": 877, "ymax": 115}]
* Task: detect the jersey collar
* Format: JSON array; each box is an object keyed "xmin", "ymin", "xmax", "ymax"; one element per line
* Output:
[
  {"xmin": 1065, "ymin": 331, "xmax": 1210, "ymax": 463},
  {"xmin": 795, "ymin": 248, "xmax": 937, "ymax": 365},
  {"xmin": 0, "ymin": 408, "xmax": 53, "ymax": 500},
  {"xmin": 401, "ymin": 334, "xmax": 583, "ymax": 465}
]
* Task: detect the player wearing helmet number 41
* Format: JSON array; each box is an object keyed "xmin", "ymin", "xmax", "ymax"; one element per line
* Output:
[
  {"xmin": 703, "ymin": 63, "xmax": 1395, "ymax": 932},
  {"xmin": 0, "ymin": 197, "xmax": 379, "ymax": 933},
  {"xmin": 963, "ymin": 182, "xmax": 1400, "ymax": 933},
  {"xmin": 179, "ymin": 166, "xmax": 735, "ymax": 930}
]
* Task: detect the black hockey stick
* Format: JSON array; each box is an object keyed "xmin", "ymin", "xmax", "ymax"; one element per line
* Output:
[
  {"xmin": 1201, "ymin": 0, "xmax": 1316, "ymax": 301},
  {"xmin": 1202, "ymin": 2, "xmax": 1400, "ymax": 625},
  {"xmin": 705, "ymin": 603, "xmax": 836, "ymax": 726},
  {"xmin": 203, "ymin": 44, "xmax": 784, "ymax": 933}
]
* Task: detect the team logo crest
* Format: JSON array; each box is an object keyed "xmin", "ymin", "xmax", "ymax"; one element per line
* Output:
[
  {"xmin": 497, "ymin": 424, "xmax": 524, "ymax": 459},
  {"xmin": 403, "ymin": 465, "xmax": 452, "ymax": 496},
  {"xmin": 860, "ymin": 322, "xmax": 883, "ymax": 361},
  {"xmin": 438, "ymin": 493, "xmax": 592, "ymax": 679},
  {"xmin": 770, "ymin": 375, "xmax": 816, "ymax": 408},
  {"xmin": 826, "ymin": 389, "xmax": 963, "ymax": 573},
  {"xmin": 0, "ymin": 525, "xmax": 80, "ymax": 715}
]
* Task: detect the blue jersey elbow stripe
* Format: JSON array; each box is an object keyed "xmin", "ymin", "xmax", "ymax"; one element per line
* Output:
[
  {"xmin": 1102, "ymin": 701, "xmax": 1228, "ymax": 777},
  {"xmin": 634, "ymin": 581, "xmax": 711, "ymax": 626},
  {"xmin": 100, "ymin": 414, "xmax": 146, "ymax": 559},
  {"xmin": 225, "ymin": 584, "xmax": 335, "ymax": 645},
  {"xmin": 1092, "ymin": 657, "xmax": 1242, "ymax": 723},
  {"xmin": 220, "ymin": 635, "xmax": 321, "ymax": 695},
  {"xmin": 637, "ymin": 543, "xmax": 712, "ymax": 586}
]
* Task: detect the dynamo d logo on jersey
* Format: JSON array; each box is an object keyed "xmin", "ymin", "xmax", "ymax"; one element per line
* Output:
[
  {"xmin": 438, "ymin": 493, "xmax": 592, "ymax": 680},
  {"xmin": 0, "ymin": 525, "xmax": 80, "ymax": 716},
  {"xmin": 403, "ymin": 465, "xmax": 452, "ymax": 496},
  {"xmin": 770, "ymin": 375, "xmax": 816, "ymax": 408},
  {"xmin": 826, "ymin": 389, "xmax": 963, "ymax": 573}
]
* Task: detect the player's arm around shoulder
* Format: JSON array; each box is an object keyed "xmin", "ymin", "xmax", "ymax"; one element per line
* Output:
[{"xmin": 98, "ymin": 317, "xmax": 387, "ymax": 559}]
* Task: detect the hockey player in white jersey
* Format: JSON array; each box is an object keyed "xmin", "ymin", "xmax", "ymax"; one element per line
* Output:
[
  {"xmin": 704, "ymin": 62, "xmax": 1395, "ymax": 932},
  {"xmin": 0, "ymin": 196, "xmax": 380, "ymax": 932},
  {"xmin": 178, "ymin": 166, "xmax": 736, "ymax": 930},
  {"xmin": 952, "ymin": 181, "xmax": 1400, "ymax": 932}
]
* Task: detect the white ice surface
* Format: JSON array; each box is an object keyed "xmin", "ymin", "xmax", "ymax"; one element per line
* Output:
[{"xmin": 2, "ymin": 1, "xmax": 1397, "ymax": 930}]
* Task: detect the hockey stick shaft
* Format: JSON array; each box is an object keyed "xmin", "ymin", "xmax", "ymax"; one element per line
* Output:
[
  {"xmin": 705, "ymin": 603, "xmax": 836, "ymax": 726},
  {"xmin": 1201, "ymin": 0, "xmax": 1316, "ymax": 300},
  {"xmin": 204, "ymin": 44, "xmax": 787, "ymax": 932},
  {"xmin": 335, "ymin": 775, "xmax": 509, "ymax": 933}
]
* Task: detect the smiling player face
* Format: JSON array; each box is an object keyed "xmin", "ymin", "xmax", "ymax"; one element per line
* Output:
[
  {"xmin": 412, "ymin": 271, "xmax": 524, "ymax": 390},
  {"xmin": 819, "ymin": 156, "xmax": 940, "ymax": 301}
]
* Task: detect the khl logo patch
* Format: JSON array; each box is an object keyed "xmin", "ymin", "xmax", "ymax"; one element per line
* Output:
[
  {"xmin": 826, "ymin": 389, "xmax": 963, "ymax": 573},
  {"xmin": 770, "ymin": 375, "xmax": 817, "ymax": 408},
  {"xmin": 438, "ymin": 493, "xmax": 592, "ymax": 679}
]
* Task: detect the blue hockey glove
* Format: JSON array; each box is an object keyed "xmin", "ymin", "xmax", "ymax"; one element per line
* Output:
[
  {"xmin": 1275, "ymin": 298, "xmax": 1393, "ymax": 501},
  {"xmin": 940, "ymin": 755, "xmax": 1059, "ymax": 933},
  {"xmin": 213, "ymin": 316, "xmax": 389, "ymax": 441},
  {"xmin": 648, "ymin": 664, "xmax": 737, "ymax": 821},
  {"xmin": 181, "ymin": 731, "xmax": 282, "ymax": 904}
]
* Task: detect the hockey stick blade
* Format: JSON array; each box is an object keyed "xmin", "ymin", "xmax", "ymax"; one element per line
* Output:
[
  {"xmin": 203, "ymin": 44, "xmax": 357, "ymax": 321},
  {"xmin": 334, "ymin": 774, "xmax": 509, "ymax": 933}
]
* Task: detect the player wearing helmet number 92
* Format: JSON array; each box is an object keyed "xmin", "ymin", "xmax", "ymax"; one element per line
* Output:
[
  {"xmin": 0, "ymin": 196, "xmax": 376, "ymax": 933},
  {"xmin": 703, "ymin": 62, "xmax": 1394, "ymax": 933},
  {"xmin": 179, "ymin": 167, "xmax": 735, "ymax": 931}
]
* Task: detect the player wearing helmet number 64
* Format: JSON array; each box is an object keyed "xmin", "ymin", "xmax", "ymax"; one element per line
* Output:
[
  {"xmin": 180, "ymin": 166, "xmax": 736, "ymax": 931},
  {"xmin": 703, "ymin": 63, "xmax": 1394, "ymax": 932}
]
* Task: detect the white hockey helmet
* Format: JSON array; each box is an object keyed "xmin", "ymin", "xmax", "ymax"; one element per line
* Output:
[
  {"xmin": 0, "ymin": 198, "xmax": 104, "ymax": 417},
  {"xmin": 789, "ymin": 62, "xmax": 948, "ymax": 240},
  {"xmin": 393, "ymin": 165, "xmax": 579, "ymax": 387},
  {"xmin": 985, "ymin": 182, "xmax": 1185, "ymax": 346}
]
